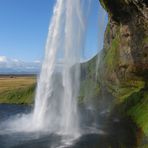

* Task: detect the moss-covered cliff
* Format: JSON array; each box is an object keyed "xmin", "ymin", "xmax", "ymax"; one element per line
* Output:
[{"xmin": 98, "ymin": 0, "xmax": 148, "ymax": 146}]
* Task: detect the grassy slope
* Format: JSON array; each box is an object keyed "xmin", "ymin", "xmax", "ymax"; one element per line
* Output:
[{"xmin": 0, "ymin": 76, "xmax": 36, "ymax": 104}]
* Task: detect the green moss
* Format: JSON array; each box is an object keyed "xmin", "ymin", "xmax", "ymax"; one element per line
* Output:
[
  {"xmin": 115, "ymin": 89, "xmax": 148, "ymax": 138},
  {"xmin": 108, "ymin": 80, "xmax": 145, "ymax": 102},
  {"xmin": 0, "ymin": 83, "xmax": 36, "ymax": 104},
  {"xmin": 127, "ymin": 91, "xmax": 148, "ymax": 136},
  {"xmin": 79, "ymin": 55, "xmax": 101, "ymax": 104},
  {"xmin": 104, "ymin": 28, "xmax": 120, "ymax": 73},
  {"xmin": 143, "ymin": 36, "xmax": 148, "ymax": 44},
  {"xmin": 139, "ymin": 145, "xmax": 148, "ymax": 148},
  {"xmin": 120, "ymin": 81, "xmax": 144, "ymax": 100}
]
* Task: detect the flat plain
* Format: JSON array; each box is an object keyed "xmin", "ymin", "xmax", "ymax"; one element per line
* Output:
[{"xmin": 0, "ymin": 75, "xmax": 36, "ymax": 104}]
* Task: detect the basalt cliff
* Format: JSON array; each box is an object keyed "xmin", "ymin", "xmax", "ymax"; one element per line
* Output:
[{"xmin": 98, "ymin": 0, "xmax": 148, "ymax": 146}]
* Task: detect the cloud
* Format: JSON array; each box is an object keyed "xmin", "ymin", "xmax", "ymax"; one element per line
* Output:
[
  {"xmin": 0, "ymin": 56, "xmax": 7, "ymax": 63},
  {"xmin": 0, "ymin": 56, "xmax": 41, "ymax": 74},
  {"xmin": 33, "ymin": 60, "xmax": 41, "ymax": 64},
  {"xmin": 0, "ymin": 56, "xmax": 72, "ymax": 74}
]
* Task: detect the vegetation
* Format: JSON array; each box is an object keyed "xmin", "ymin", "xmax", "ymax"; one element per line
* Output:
[
  {"xmin": 109, "ymin": 87, "xmax": 148, "ymax": 147},
  {"xmin": 104, "ymin": 29, "xmax": 120, "ymax": 73},
  {"xmin": 126, "ymin": 91, "xmax": 148, "ymax": 136},
  {"xmin": 0, "ymin": 76, "xmax": 36, "ymax": 104},
  {"xmin": 79, "ymin": 55, "xmax": 101, "ymax": 105}
]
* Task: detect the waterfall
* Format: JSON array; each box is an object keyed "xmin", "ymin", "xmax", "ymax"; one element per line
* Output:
[
  {"xmin": 31, "ymin": 0, "xmax": 90, "ymax": 136},
  {"xmin": 0, "ymin": 0, "xmax": 91, "ymax": 138}
]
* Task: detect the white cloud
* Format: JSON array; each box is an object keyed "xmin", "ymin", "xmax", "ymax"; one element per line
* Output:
[
  {"xmin": 0, "ymin": 56, "xmax": 7, "ymax": 63},
  {"xmin": 0, "ymin": 56, "xmax": 66, "ymax": 74},
  {"xmin": 33, "ymin": 60, "xmax": 41, "ymax": 64},
  {"xmin": 0, "ymin": 56, "xmax": 41, "ymax": 74},
  {"xmin": 12, "ymin": 59, "xmax": 19, "ymax": 62}
]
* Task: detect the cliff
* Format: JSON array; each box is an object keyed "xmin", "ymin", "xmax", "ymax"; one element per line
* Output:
[{"xmin": 98, "ymin": 0, "xmax": 148, "ymax": 146}]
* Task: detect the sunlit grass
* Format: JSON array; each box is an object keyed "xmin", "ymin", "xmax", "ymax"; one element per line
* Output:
[{"xmin": 0, "ymin": 76, "xmax": 36, "ymax": 104}]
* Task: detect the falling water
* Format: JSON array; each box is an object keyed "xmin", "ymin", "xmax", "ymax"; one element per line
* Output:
[
  {"xmin": 0, "ymin": 0, "xmax": 91, "ymax": 139},
  {"xmin": 31, "ymin": 0, "xmax": 90, "ymax": 136}
]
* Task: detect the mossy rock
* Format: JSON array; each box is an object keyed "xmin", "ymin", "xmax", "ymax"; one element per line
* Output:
[{"xmin": 112, "ymin": 88, "xmax": 148, "ymax": 139}]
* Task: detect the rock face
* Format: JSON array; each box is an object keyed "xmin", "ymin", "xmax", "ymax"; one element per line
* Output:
[
  {"xmin": 98, "ymin": 0, "xmax": 148, "ymax": 145},
  {"xmin": 79, "ymin": 1, "xmax": 147, "ymax": 145},
  {"xmin": 100, "ymin": 0, "xmax": 148, "ymax": 86}
]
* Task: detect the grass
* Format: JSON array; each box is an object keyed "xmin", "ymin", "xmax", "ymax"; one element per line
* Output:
[
  {"xmin": 114, "ymin": 89, "xmax": 148, "ymax": 137},
  {"xmin": 127, "ymin": 91, "xmax": 148, "ymax": 136},
  {"xmin": 0, "ymin": 75, "xmax": 36, "ymax": 104},
  {"xmin": 107, "ymin": 80, "xmax": 145, "ymax": 102}
]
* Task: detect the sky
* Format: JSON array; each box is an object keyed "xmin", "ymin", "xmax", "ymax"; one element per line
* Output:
[{"xmin": 0, "ymin": 0, "xmax": 108, "ymax": 72}]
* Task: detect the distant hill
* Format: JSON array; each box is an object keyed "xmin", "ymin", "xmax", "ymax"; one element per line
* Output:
[
  {"xmin": 0, "ymin": 67, "xmax": 40, "ymax": 75},
  {"xmin": 0, "ymin": 56, "xmax": 41, "ymax": 74}
]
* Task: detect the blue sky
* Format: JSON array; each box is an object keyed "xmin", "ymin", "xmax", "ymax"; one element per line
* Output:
[{"xmin": 0, "ymin": 0, "xmax": 108, "ymax": 64}]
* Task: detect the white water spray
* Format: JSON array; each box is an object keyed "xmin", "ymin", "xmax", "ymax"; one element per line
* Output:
[
  {"xmin": 0, "ymin": 0, "xmax": 91, "ymax": 138},
  {"xmin": 32, "ymin": 0, "xmax": 90, "ymax": 136}
]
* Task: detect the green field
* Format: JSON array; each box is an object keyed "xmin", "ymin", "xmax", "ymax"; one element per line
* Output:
[{"xmin": 0, "ymin": 75, "xmax": 36, "ymax": 104}]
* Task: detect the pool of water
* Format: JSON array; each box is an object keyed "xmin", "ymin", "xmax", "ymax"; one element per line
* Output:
[{"xmin": 0, "ymin": 104, "xmax": 137, "ymax": 148}]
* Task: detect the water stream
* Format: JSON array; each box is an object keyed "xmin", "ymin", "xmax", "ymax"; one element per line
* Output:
[
  {"xmin": 32, "ymin": 0, "xmax": 90, "ymax": 136},
  {"xmin": 0, "ymin": 0, "xmax": 90, "ymax": 138}
]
